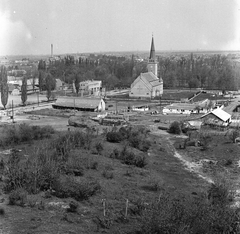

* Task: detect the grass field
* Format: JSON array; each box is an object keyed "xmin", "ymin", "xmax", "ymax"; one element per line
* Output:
[{"xmin": 0, "ymin": 105, "xmax": 239, "ymax": 233}]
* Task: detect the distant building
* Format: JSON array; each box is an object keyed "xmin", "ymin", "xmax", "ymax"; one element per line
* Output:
[
  {"xmin": 79, "ymin": 80, "xmax": 102, "ymax": 96},
  {"xmin": 129, "ymin": 36, "xmax": 163, "ymax": 98},
  {"xmin": 52, "ymin": 96, "xmax": 105, "ymax": 112},
  {"xmin": 55, "ymin": 79, "xmax": 63, "ymax": 90},
  {"xmin": 163, "ymin": 99, "xmax": 211, "ymax": 115}
]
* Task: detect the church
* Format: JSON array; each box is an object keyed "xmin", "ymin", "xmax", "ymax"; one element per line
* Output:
[{"xmin": 129, "ymin": 37, "xmax": 163, "ymax": 99}]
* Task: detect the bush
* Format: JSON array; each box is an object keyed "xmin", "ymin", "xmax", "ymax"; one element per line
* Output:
[
  {"xmin": 199, "ymin": 133, "xmax": 212, "ymax": 150},
  {"xmin": 106, "ymin": 132, "xmax": 123, "ymax": 143},
  {"xmin": 0, "ymin": 124, "xmax": 55, "ymax": 146},
  {"xmin": 4, "ymin": 149, "xmax": 59, "ymax": 194},
  {"xmin": 102, "ymin": 169, "xmax": 114, "ymax": 179},
  {"xmin": 9, "ymin": 188, "xmax": 27, "ymax": 206},
  {"xmin": 168, "ymin": 121, "xmax": 182, "ymax": 134},
  {"xmin": 52, "ymin": 176, "xmax": 101, "ymax": 201},
  {"xmin": 95, "ymin": 142, "xmax": 104, "ymax": 155},
  {"xmin": 137, "ymin": 180, "xmax": 239, "ymax": 234},
  {"xmin": 120, "ymin": 147, "xmax": 147, "ymax": 168}
]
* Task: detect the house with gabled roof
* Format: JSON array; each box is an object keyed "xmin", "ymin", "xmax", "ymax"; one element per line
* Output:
[
  {"xmin": 200, "ymin": 108, "xmax": 232, "ymax": 126},
  {"xmin": 129, "ymin": 36, "xmax": 163, "ymax": 98}
]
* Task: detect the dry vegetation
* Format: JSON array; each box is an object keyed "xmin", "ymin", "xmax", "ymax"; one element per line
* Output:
[{"xmin": 0, "ymin": 117, "xmax": 239, "ymax": 233}]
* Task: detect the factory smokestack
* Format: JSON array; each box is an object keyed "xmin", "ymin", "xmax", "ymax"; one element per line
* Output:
[{"xmin": 51, "ymin": 44, "xmax": 53, "ymax": 57}]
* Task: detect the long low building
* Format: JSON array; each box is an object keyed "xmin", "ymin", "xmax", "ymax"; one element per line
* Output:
[
  {"xmin": 163, "ymin": 101, "xmax": 210, "ymax": 115},
  {"xmin": 52, "ymin": 96, "xmax": 105, "ymax": 112}
]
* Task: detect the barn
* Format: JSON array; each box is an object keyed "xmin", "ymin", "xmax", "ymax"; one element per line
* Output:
[
  {"xmin": 52, "ymin": 96, "xmax": 105, "ymax": 112},
  {"xmin": 200, "ymin": 108, "xmax": 231, "ymax": 127}
]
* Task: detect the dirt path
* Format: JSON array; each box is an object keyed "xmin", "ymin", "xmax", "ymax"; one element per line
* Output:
[{"xmin": 151, "ymin": 131, "xmax": 214, "ymax": 184}]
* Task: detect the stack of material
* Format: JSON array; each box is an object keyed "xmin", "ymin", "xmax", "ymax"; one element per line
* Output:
[{"xmin": 68, "ymin": 116, "xmax": 99, "ymax": 129}]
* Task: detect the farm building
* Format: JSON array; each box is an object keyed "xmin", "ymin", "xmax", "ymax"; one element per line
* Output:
[
  {"xmin": 200, "ymin": 108, "xmax": 231, "ymax": 127},
  {"xmin": 52, "ymin": 96, "xmax": 105, "ymax": 112},
  {"xmin": 129, "ymin": 36, "xmax": 163, "ymax": 99},
  {"xmin": 163, "ymin": 99, "xmax": 210, "ymax": 115}
]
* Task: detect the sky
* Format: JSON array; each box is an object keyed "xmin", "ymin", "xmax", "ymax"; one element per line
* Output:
[{"xmin": 0, "ymin": 0, "xmax": 240, "ymax": 56}]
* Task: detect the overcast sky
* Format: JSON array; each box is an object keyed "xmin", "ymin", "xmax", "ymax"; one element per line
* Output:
[{"xmin": 0, "ymin": 0, "xmax": 239, "ymax": 56}]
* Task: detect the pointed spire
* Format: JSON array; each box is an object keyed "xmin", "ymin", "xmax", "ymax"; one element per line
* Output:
[{"xmin": 149, "ymin": 36, "xmax": 156, "ymax": 61}]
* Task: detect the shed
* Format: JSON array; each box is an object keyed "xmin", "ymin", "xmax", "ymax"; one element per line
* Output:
[
  {"xmin": 52, "ymin": 96, "xmax": 105, "ymax": 112},
  {"xmin": 200, "ymin": 108, "xmax": 231, "ymax": 126}
]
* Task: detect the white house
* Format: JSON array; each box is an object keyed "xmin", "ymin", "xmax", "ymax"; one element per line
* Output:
[
  {"xmin": 129, "ymin": 36, "xmax": 163, "ymax": 99},
  {"xmin": 201, "ymin": 108, "xmax": 232, "ymax": 126},
  {"xmin": 163, "ymin": 99, "xmax": 211, "ymax": 115},
  {"xmin": 79, "ymin": 80, "xmax": 102, "ymax": 96}
]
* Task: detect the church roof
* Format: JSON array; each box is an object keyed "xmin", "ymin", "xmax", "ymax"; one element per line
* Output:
[
  {"xmin": 141, "ymin": 72, "xmax": 158, "ymax": 82},
  {"xmin": 149, "ymin": 36, "xmax": 156, "ymax": 60}
]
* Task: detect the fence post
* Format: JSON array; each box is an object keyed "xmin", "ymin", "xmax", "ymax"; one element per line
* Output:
[{"xmin": 125, "ymin": 199, "xmax": 128, "ymax": 218}]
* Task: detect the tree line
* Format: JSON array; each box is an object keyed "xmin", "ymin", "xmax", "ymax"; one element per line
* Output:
[
  {"xmin": 47, "ymin": 53, "xmax": 240, "ymax": 94},
  {"xmin": 159, "ymin": 53, "xmax": 240, "ymax": 91}
]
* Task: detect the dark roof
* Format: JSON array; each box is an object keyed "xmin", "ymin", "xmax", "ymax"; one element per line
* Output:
[
  {"xmin": 141, "ymin": 72, "xmax": 158, "ymax": 83},
  {"xmin": 53, "ymin": 96, "xmax": 103, "ymax": 109},
  {"xmin": 149, "ymin": 36, "xmax": 156, "ymax": 60}
]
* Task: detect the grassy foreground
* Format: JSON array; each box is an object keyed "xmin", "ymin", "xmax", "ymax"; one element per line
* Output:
[{"xmin": 0, "ymin": 123, "xmax": 239, "ymax": 233}]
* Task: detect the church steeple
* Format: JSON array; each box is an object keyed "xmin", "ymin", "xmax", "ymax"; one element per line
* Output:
[
  {"xmin": 147, "ymin": 35, "xmax": 158, "ymax": 76},
  {"xmin": 149, "ymin": 36, "xmax": 156, "ymax": 61}
]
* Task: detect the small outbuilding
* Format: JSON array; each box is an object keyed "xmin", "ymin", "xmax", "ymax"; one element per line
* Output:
[
  {"xmin": 52, "ymin": 96, "xmax": 105, "ymax": 112},
  {"xmin": 200, "ymin": 108, "xmax": 231, "ymax": 127}
]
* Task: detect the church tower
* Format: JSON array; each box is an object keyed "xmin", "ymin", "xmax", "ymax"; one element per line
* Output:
[{"xmin": 147, "ymin": 36, "xmax": 158, "ymax": 76}]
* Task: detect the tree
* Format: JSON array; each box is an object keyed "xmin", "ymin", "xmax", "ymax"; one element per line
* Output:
[
  {"xmin": 0, "ymin": 66, "xmax": 8, "ymax": 109},
  {"xmin": 74, "ymin": 73, "xmax": 81, "ymax": 95},
  {"xmin": 45, "ymin": 73, "xmax": 56, "ymax": 101},
  {"xmin": 38, "ymin": 70, "xmax": 44, "ymax": 92},
  {"xmin": 21, "ymin": 76, "xmax": 28, "ymax": 105}
]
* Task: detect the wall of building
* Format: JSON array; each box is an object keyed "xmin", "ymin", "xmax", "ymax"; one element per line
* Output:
[{"xmin": 129, "ymin": 80, "xmax": 151, "ymax": 98}]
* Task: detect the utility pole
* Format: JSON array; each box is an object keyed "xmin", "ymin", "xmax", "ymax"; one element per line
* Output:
[
  {"xmin": 12, "ymin": 100, "xmax": 14, "ymax": 123},
  {"xmin": 37, "ymin": 91, "xmax": 39, "ymax": 106},
  {"xmin": 115, "ymin": 100, "xmax": 118, "ymax": 114}
]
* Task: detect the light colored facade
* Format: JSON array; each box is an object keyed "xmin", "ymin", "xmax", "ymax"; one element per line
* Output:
[
  {"xmin": 163, "ymin": 99, "xmax": 211, "ymax": 115},
  {"xmin": 130, "ymin": 37, "xmax": 163, "ymax": 98},
  {"xmin": 79, "ymin": 80, "xmax": 102, "ymax": 96}
]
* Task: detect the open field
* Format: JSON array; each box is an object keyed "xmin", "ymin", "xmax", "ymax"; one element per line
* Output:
[{"xmin": 0, "ymin": 106, "xmax": 239, "ymax": 233}]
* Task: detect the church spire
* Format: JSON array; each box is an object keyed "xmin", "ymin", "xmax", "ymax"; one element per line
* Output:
[
  {"xmin": 149, "ymin": 36, "xmax": 156, "ymax": 61},
  {"xmin": 147, "ymin": 35, "xmax": 158, "ymax": 76}
]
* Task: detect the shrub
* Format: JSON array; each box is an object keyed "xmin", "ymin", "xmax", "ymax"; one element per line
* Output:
[
  {"xmin": 207, "ymin": 179, "xmax": 234, "ymax": 207},
  {"xmin": 137, "ymin": 180, "xmax": 239, "ymax": 234},
  {"xmin": 120, "ymin": 147, "xmax": 147, "ymax": 168},
  {"xmin": 4, "ymin": 149, "xmax": 59, "ymax": 194},
  {"xmin": 110, "ymin": 148, "xmax": 120, "ymax": 159},
  {"xmin": 0, "ymin": 124, "xmax": 55, "ymax": 146},
  {"xmin": 67, "ymin": 200, "xmax": 79, "ymax": 213},
  {"xmin": 52, "ymin": 176, "xmax": 101, "ymax": 201},
  {"xmin": 91, "ymin": 161, "xmax": 99, "ymax": 170},
  {"xmin": 168, "ymin": 121, "xmax": 182, "ymax": 134},
  {"xmin": 9, "ymin": 188, "xmax": 27, "ymax": 206},
  {"xmin": 106, "ymin": 132, "xmax": 123, "ymax": 143},
  {"xmin": 95, "ymin": 142, "xmax": 104, "ymax": 155},
  {"xmin": 199, "ymin": 133, "xmax": 212, "ymax": 150},
  {"xmin": 102, "ymin": 169, "xmax": 114, "ymax": 179}
]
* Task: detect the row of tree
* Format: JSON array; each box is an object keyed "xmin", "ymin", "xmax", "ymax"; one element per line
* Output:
[
  {"xmin": 0, "ymin": 64, "xmax": 56, "ymax": 109},
  {"xmin": 46, "ymin": 53, "xmax": 240, "ymax": 93},
  {"xmin": 159, "ymin": 54, "xmax": 240, "ymax": 91}
]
